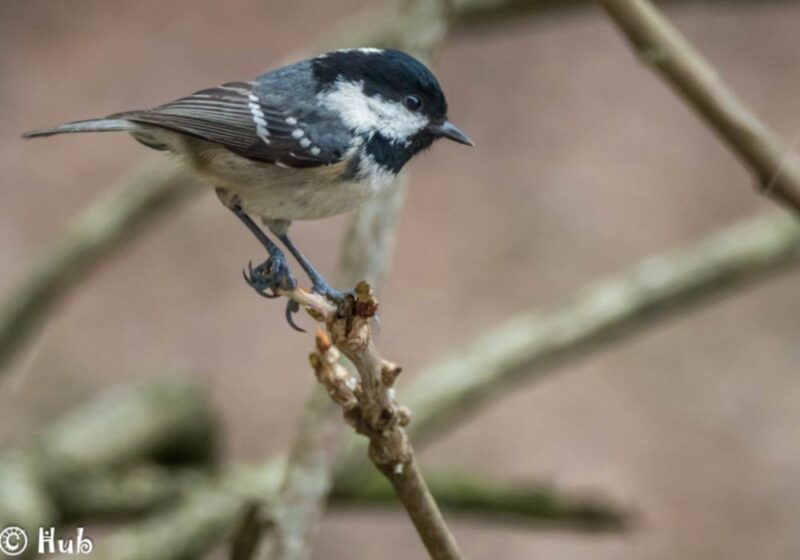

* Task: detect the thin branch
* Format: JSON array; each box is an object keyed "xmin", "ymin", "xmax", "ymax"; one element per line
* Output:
[
  {"xmin": 597, "ymin": 0, "xmax": 800, "ymax": 214},
  {"xmin": 0, "ymin": 160, "xmax": 194, "ymax": 373},
  {"xmin": 328, "ymin": 0, "xmax": 793, "ymax": 50},
  {"xmin": 400, "ymin": 212, "xmax": 800, "ymax": 444},
  {"xmin": 333, "ymin": 469, "xmax": 629, "ymax": 531},
  {"xmin": 286, "ymin": 282, "xmax": 464, "ymax": 559},
  {"xmin": 335, "ymin": 210, "xmax": 800, "ymax": 474},
  {"xmin": 55, "ymin": 464, "xmax": 627, "ymax": 530}
]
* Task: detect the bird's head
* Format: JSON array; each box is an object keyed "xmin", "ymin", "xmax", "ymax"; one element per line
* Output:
[{"xmin": 312, "ymin": 48, "xmax": 472, "ymax": 173}]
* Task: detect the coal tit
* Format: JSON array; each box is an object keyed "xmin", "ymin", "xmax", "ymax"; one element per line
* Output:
[{"xmin": 24, "ymin": 48, "xmax": 473, "ymax": 329}]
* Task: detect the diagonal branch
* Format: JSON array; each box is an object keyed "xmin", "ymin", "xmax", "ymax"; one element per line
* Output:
[
  {"xmin": 0, "ymin": 160, "xmax": 193, "ymax": 373},
  {"xmin": 335, "ymin": 210, "xmax": 800, "ymax": 473},
  {"xmin": 303, "ymin": 283, "xmax": 463, "ymax": 560},
  {"xmin": 597, "ymin": 0, "xmax": 800, "ymax": 214}
]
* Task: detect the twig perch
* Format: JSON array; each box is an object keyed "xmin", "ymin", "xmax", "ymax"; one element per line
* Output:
[
  {"xmin": 598, "ymin": 0, "xmax": 800, "ymax": 214},
  {"xmin": 296, "ymin": 282, "xmax": 463, "ymax": 560}
]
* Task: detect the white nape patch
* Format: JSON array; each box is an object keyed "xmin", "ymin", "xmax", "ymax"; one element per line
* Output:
[
  {"xmin": 285, "ymin": 117, "xmax": 298, "ymax": 125},
  {"xmin": 247, "ymin": 93, "xmax": 270, "ymax": 145},
  {"xmin": 318, "ymin": 48, "xmax": 384, "ymax": 58},
  {"xmin": 318, "ymin": 80, "xmax": 428, "ymax": 144},
  {"xmin": 291, "ymin": 129, "xmax": 305, "ymax": 138},
  {"xmin": 299, "ymin": 138, "xmax": 312, "ymax": 148},
  {"xmin": 337, "ymin": 47, "xmax": 384, "ymax": 55}
]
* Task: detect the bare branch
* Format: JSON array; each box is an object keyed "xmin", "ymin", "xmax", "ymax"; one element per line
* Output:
[
  {"xmin": 327, "ymin": 0, "xmax": 790, "ymax": 49},
  {"xmin": 293, "ymin": 283, "xmax": 464, "ymax": 559},
  {"xmin": 334, "ymin": 211, "xmax": 800, "ymax": 473},
  {"xmin": 56, "ymin": 464, "xmax": 626, "ymax": 531},
  {"xmin": 598, "ymin": 0, "xmax": 800, "ymax": 213},
  {"xmin": 333, "ymin": 469, "xmax": 629, "ymax": 531},
  {"xmin": 0, "ymin": 160, "xmax": 194, "ymax": 373},
  {"xmin": 87, "ymin": 462, "xmax": 285, "ymax": 560}
]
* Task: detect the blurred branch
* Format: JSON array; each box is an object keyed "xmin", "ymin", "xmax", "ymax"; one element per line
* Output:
[
  {"xmin": 53, "ymin": 467, "xmax": 208, "ymax": 522},
  {"xmin": 332, "ymin": 469, "xmax": 629, "ymax": 531},
  {"xmin": 404, "ymin": 212, "xmax": 800, "ymax": 442},
  {"xmin": 328, "ymin": 0, "xmax": 794, "ymax": 48},
  {"xmin": 0, "ymin": 377, "xmax": 215, "ymax": 555},
  {"xmin": 598, "ymin": 0, "xmax": 800, "ymax": 214},
  {"xmin": 335, "ymin": 210, "xmax": 800, "ymax": 473},
  {"xmin": 85, "ymin": 462, "xmax": 285, "ymax": 560},
  {"xmin": 0, "ymin": 160, "xmax": 194, "ymax": 374},
  {"xmin": 58, "ymin": 463, "xmax": 626, "ymax": 535}
]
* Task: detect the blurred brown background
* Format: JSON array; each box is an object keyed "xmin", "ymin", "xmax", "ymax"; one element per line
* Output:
[{"xmin": 2, "ymin": 1, "xmax": 800, "ymax": 558}]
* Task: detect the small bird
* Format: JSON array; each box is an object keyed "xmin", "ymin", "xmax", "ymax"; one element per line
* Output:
[{"xmin": 24, "ymin": 47, "xmax": 473, "ymax": 329}]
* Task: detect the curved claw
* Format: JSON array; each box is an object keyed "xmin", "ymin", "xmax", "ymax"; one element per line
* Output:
[
  {"xmin": 242, "ymin": 266, "xmax": 279, "ymax": 298},
  {"xmin": 240, "ymin": 254, "xmax": 305, "ymax": 332},
  {"xmin": 284, "ymin": 300, "xmax": 306, "ymax": 333}
]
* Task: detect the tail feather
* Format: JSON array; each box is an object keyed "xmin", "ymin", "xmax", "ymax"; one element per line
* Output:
[{"xmin": 22, "ymin": 118, "xmax": 139, "ymax": 139}]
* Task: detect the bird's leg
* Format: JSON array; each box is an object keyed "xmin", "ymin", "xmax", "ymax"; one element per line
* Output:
[
  {"xmin": 216, "ymin": 189, "xmax": 304, "ymax": 332},
  {"xmin": 276, "ymin": 233, "xmax": 348, "ymax": 302}
]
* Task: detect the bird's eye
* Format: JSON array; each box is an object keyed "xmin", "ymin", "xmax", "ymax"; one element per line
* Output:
[{"xmin": 404, "ymin": 95, "xmax": 422, "ymax": 111}]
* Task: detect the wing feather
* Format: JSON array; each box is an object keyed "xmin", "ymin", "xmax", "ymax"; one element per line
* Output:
[{"xmin": 114, "ymin": 82, "xmax": 344, "ymax": 168}]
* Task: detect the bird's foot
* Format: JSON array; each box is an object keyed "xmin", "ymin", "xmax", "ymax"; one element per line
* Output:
[
  {"xmin": 242, "ymin": 253, "xmax": 297, "ymax": 296},
  {"xmin": 242, "ymin": 254, "xmax": 306, "ymax": 332}
]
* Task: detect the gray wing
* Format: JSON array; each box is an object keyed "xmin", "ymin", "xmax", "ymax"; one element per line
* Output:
[{"xmin": 114, "ymin": 81, "xmax": 348, "ymax": 168}]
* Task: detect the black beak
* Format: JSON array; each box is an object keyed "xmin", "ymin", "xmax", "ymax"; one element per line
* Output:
[{"xmin": 430, "ymin": 120, "xmax": 474, "ymax": 146}]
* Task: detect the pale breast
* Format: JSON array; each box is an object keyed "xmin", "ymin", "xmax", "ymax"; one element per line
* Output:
[{"xmin": 183, "ymin": 138, "xmax": 395, "ymax": 221}]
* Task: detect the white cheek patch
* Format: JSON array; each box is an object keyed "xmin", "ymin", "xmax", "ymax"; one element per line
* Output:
[{"xmin": 319, "ymin": 80, "xmax": 429, "ymax": 144}]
